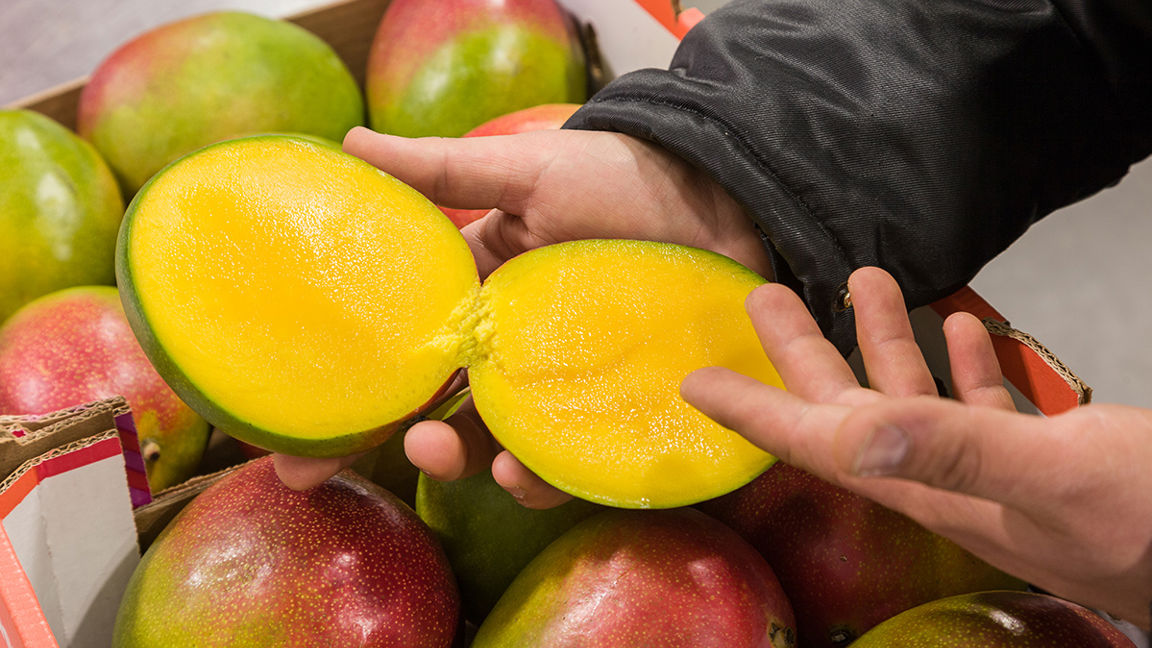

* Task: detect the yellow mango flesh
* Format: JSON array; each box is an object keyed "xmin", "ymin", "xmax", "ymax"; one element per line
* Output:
[
  {"xmin": 124, "ymin": 137, "xmax": 477, "ymax": 444},
  {"xmin": 469, "ymin": 240, "xmax": 781, "ymax": 508}
]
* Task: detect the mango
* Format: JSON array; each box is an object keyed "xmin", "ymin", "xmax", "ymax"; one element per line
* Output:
[
  {"xmin": 439, "ymin": 102, "xmax": 582, "ymax": 227},
  {"xmin": 851, "ymin": 591, "xmax": 1134, "ymax": 647},
  {"xmin": 116, "ymin": 134, "xmax": 780, "ymax": 508},
  {"xmin": 113, "ymin": 456, "xmax": 459, "ymax": 647},
  {"xmin": 416, "ymin": 470, "xmax": 602, "ymax": 623},
  {"xmin": 77, "ymin": 11, "xmax": 363, "ymax": 195},
  {"xmin": 366, "ymin": 0, "xmax": 586, "ymax": 137},
  {"xmin": 0, "ymin": 109, "xmax": 123, "ymax": 323},
  {"xmin": 697, "ymin": 463, "xmax": 1026, "ymax": 647},
  {"xmin": 472, "ymin": 508, "xmax": 797, "ymax": 647},
  {"xmin": 0, "ymin": 286, "xmax": 208, "ymax": 492}
]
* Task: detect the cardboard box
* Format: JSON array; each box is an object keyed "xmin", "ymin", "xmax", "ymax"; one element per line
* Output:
[{"xmin": 3, "ymin": 0, "xmax": 1126, "ymax": 645}]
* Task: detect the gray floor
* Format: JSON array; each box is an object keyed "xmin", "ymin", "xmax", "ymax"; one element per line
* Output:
[{"xmin": 4, "ymin": 0, "xmax": 1150, "ymax": 408}]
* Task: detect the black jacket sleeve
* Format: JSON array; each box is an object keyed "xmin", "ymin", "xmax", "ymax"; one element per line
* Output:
[{"xmin": 565, "ymin": 0, "xmax": 1152, "ymax": 354}]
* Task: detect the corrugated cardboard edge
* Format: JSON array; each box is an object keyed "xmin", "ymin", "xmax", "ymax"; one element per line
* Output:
[{"xmin": 0, "ymin": 398, "xmax": 130, "ymax": 479}]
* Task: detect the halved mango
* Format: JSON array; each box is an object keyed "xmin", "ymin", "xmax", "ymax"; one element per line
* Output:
[{"xmin": 118, "ymin": 135, "xmax": 782, "ymax": 508}]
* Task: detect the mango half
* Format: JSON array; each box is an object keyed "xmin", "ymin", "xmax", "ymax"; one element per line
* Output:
[{"xmin": 117, "ymin": 135, "xmax": 781, "ymax": 508}]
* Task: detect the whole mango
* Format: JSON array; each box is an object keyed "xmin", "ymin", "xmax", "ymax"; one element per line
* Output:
[
  {"xmin": 0, "ymin": 286, "xmax": 209, "ymax": 493},
  {"xmin": 77, "ymin": 11, "xmax": 364, "ymax": 194},
  {"xmin": 113, "ymin": 457, "xmax": 460, "ymax": 647},
  {"xmin": 366, "ymin": 0, "xmax": 586, "ymax": 137},
  {"xmin": 0, "ymin": 109, "xmax": 123, "ymax": 323}
]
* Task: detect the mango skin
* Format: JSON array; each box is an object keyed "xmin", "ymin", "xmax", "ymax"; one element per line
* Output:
[
  {"xmin": 367, "ymin": 0, "xmax": 586, "ymax": 137},
  {"xmin": 0, "ymin": 109, "xmax": 124, "ymax": 324},
  {"xmin": 77, "ymin": 11, "xmax": 364, "ymax": 195},
  {"xmin": 0, "ymin": 287, "xmax": 208, "ymax": 493},
  {"xmin": 696, "ymin": 463, "xmax": 1026, "ymax": 648},
  {"xmin": 416, "ymin": 470, "xmax": 602, "ymax": 624},
  {"xmin": 851, "ymin": 591, "xmax": 1134, "ymax": 647},
  {"xmin": 113, "ymin": 457, "xmax": 460, "ymax": 648},
  {"xmin": 472, "ymin": 508, "xmax": 797, "ymax": 647}
]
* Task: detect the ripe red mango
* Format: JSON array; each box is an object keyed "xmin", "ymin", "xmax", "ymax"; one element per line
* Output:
[
  {"xmin": 366, "ymin": 0, "xmax": 586, "ymax": 138},
  {"xmin": 0, "ymin": 110, "xmax": 123, "ymax": 323},
  {"xmin": 113, "ymin": 456, "xmax": 460, "ymax": 647},
  {"xmin": 78, "ymin": 11, "xmax": 364, "ymax": 195},
  {"xmin": 851, "ymin": 591, "xmax": 1135, "ymax": 647},
  {"xmin": 697, "ymin": 463, "xmax": 1025, "ymax": 648},
  {"xmin": 472, "ymin": 508, "xmax": 797, "ymax": 647},
  {"xmin": 0, "ymin": 286, "xmax": 208, "ymax": 492},
  {"xmin": 439, "ymin": 102, "xmax": 581, "ymax": 227}
]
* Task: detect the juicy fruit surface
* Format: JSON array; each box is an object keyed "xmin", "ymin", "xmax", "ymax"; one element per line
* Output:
[
  {"xmin": 851, "ymin": 591, "xmax": 1135, "ymax": 647},
  {"xmin": 113, "ymin": 457, "xmax": 459, "ymax": 647},
  {"xmin": 472, "ymin": 508, "xmax": 797, "ymax": 648},
  {"xmin": 470, "ymin": 240, "xmax": 781, "ymax": 508},
  {"xmin": 119, "ymin": 136, "xmax": 477, "ymax": 456},
  {"xmin": 0, "ymin": 110, "xmax": 124, "ymax": 323},
  {"xmin": 0, "ymin": 286, "xmax": 208, "ymax": 492},
  {"xmin": 78, "ymin": 11, "xmax": 364, "ymax": 194},
  {"xmin": 367, "ymin": 0, "xmax": 586, "ymax": 137}
]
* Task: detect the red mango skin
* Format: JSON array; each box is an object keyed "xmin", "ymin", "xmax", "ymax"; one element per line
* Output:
[
  {"xmin": 439, "ymin": 102, "xmax": 581, "ymax": 227},
  {"xmin": 0, "ymin": 286, "xmax": 208, "ymax": 493},
  {"xmin": 472, "ymin": 508, "xmax": 797, "ymax": 648},
  {"xmin": 113, "ymin": 457, "xmax": 460, "ymax": 648},
  {"xmin": 367, "ymin": 0, "xmax": 586, "ymax": 138},
  {"xmin": 697, "ymin": 463, "xmax": 1026, "ymax": 648},
  {"xmin": 78, "ymin": 11, "xmax": 363, "ymax": 195},
  {"xmin": 851, "ymin": 591, "xmax": 1135, "ymax": 647}
]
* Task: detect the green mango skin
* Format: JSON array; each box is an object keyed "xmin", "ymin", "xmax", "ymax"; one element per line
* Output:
[
  {"xmin": 416, "ymin": 470, "xmax": 602, "ymax": 624},
  {"xmin": 852, "ymin": 591, "xmax": 1134, "ymax": 647},
  {"xmin": 77, "ymin": 11, "xmax": 364, "ymax": 195},
  {"xmin": 472, "ymin": 508, "xmax": 798, "ymax": 648},
  {"xmin": 114, "ymin": 457, "xmax": 460, "ymax": 648},
  {"xmin": 352, "ymin": 426, "xmax": 421, "ymax": 507},
  {"xmin": 696, "ymin": 463, "xmax": 1026, "ymax": 648},
  {"xmin": 0, "ymin": 110, "xmax": 124, "ymax": 324},
  {"xmin": 0, "ymin": 287, "xmax": 209, "ymax": 492},
  {"xmin": 367, "ymin": 0, "xmax": 587, "ymax": 137}
]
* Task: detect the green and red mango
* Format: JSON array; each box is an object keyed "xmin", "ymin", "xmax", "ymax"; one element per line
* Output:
[
  {"xmin": 366, "ymin": 0, "xmax": 586, "ymax": 138},
  {"xmin": 77, "ymin": 11, "xmax": 363, "ymax": 194},
  {"xmin": 697, "ymin": 463, "xmax": 1025, "ymax": 647},
  {"xmin": 0, "ymin": 286, "xmax": 209, "ymax": 492},
  {"xmin": 472, "ymin": 508, "xmax": 797, "ymax": 647},
  {"xmin": 0, "ymin": 109, "xmax": 124, "ymax": 324},
  {"xmin": 851, "ymin": 591, "xmax": 1135, "ymax": 647},
  {"xmin": 113, "ymin": 457, "xmax": 460, "ymax": 647}
]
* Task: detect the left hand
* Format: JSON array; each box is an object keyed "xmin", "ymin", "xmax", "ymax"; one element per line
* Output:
[{"xmin": 682, "ymin": 266, "xmax": 1152, "ymax": 629}]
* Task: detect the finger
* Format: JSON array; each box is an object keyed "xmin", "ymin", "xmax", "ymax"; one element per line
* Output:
[
  {"xmin": 461, "ymin": 209, "xmax": 548, "ymax": 279},
  {"xmin": 835, "ymin": 396, "xmax": 1053, "ymax": 510},
  {"xmin": 273, "ymin": 452, "xmax": 365, "ymax": 491},
  {"xmin": 404, "ymin": 400, "xmax": 500, "ymax": 481},
  {"xmin": 745, "ymin": 283, "xmax": 861, "ymax": 403},
  {"xmin": 849, "ymin": 267, "xmax": 936, "ymax": 397},
  {"xmin": 681, "ymin": 366, "xmax": 848, "ymax": 479},
  {"xmin": 342, "ymin": 126, "xmax": 545, "ymax": 213},
  {"xmin": 943, "ymin": 312, "xmax": 1016, "ymax": 411},
  {"xmin": 491, "ymin": 450, "xmax": 574, "ymax": 509}
]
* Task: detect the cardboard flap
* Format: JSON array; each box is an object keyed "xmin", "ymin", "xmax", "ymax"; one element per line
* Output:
[{"xmin": 1, "ymin": 399, "xmax": 141, "ymax": 648}]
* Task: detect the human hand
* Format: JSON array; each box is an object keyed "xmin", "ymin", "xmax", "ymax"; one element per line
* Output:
[
  {"xmin": 682, "ymin": 266, "xmax": 1152, "ymax": 629},
  {"xmin": 276, "ymin": 126, "xmax": 770, "ymax": 505}
]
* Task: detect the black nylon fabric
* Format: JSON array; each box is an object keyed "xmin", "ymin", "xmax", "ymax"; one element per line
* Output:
[{"xmin": 565, "ymin": 0, "xmax": 1152, "ymax": 354}]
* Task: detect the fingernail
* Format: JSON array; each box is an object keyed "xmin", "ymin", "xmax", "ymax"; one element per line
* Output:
[
  {"xmin": 507, "ymin": 486, "xmax": 527, "ymax": 502},
  {"xmin": 853, "ymin": 425, "xmax": 909, "ymax": 476}
]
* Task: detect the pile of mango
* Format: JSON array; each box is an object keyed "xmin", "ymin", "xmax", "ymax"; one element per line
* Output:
[{"xmin": 0, "ymin": 1, "xmax": 1133, "ymax": 646}]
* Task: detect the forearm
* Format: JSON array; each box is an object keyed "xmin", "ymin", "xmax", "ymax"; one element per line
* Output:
[{"xmin": 567, "ymin": 0, "xmax": 1152, "ymax": 353}]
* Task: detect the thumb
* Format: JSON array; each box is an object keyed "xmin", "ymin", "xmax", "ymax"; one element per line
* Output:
[{"xmin": 837, "ymin": 397, "xmax": 1051, "ymax": 509}]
